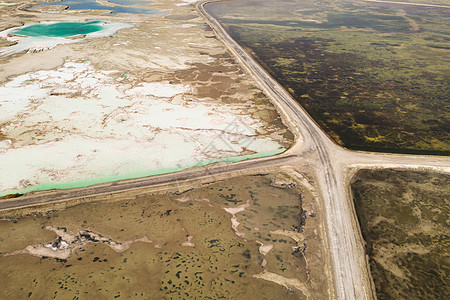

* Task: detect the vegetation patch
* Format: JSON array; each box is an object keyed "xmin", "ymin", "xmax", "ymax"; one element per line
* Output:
[
  {"xmin": 207, "ymin": 0, "xmax": 450, "ymax": 154},
  {"xmin": 351, "ymin": 169, "xmax": 450, "ymax": 299}
]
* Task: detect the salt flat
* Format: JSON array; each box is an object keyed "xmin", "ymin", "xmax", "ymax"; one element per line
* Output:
[{"xmin": 0, "ymin": 0, "xmax": 293, "ymax": 195}]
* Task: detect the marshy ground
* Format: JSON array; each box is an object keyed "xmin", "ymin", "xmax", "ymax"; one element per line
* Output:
[
  {"xmin": 351, "ymin": 169, "xmax": 450, "ymax": 299},
  {"xmin": 0, "ymin": 173, "xmax": 330, "ymax": 299},
  {"xmin": 207, "ymin": 0, "xmax": 450, "ymax": 155}
]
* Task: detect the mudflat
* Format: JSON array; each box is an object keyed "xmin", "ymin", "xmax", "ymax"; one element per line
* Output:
[{"xmin": 0, "ymin": 173, "xmax": 330, "ymax": 299}]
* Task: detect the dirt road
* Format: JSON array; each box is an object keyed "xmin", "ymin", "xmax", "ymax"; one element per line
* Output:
[
  {"xmin": 1, "ymin": 1, "xmax": 449, "ymax": 299},
  {"xmin": 196, "ymin": 1, "xmax": 450, "ymax": 299},
  {"xmin": 0, "ymin": 153, "xmax": 300, "ymax": 211}
]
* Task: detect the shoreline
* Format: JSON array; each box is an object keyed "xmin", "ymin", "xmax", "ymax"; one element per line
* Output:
[{"xmin": 0, "ymin": 148, "xmax": 286, "ymax": 197}]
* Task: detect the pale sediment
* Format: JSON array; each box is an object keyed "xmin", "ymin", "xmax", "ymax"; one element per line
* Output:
[
  {"xmin": 5, "ymin": 225, "xmax": 152, "ymax": 261},
  {"xmin": 0, "ymin": 6, "xmax": 293, "ymax": 196},
  {"xmin": 181, "ymin": 235, "xmax": 195, "ymax": 247},
  {"xmin": 253, "ymin": 270, "xmax": 311, "ymax": 298},
  {"xmin": 223, "ymin": 200, "xmax": 250, "ymax": 238}
]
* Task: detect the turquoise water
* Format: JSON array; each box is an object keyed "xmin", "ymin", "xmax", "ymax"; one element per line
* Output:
[
  {"xmin": 33, "ymin": 0, "xmax": 163, "ymax": 15},
  {"xmin": 0, "ymin": 148, "xmax": 286, "ymax": 197},
  {"xmin": 12, "ymin": 21, "xmax": 104, "ymax": 37}
]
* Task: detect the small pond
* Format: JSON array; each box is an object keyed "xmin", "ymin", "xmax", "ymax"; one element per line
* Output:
[
  {"xmin": 0, "ymin": 21, "xmax": 133, "ymax": 57},
  {"xmin": 11, "ymin": 20, "xmax": 105, "ymax": 37}
]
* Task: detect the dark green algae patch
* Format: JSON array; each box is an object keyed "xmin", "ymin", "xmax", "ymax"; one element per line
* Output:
[
  {"xmin": 12, "ymin": 21, "xmax": 104, "ymax": 37},
  {"xmin": 206, "ymin": 0, "xmax": 450, "ymax": 155},
  {"xmin": 351, "ymin": 169, "xmax": 450, "ymax": 299}
]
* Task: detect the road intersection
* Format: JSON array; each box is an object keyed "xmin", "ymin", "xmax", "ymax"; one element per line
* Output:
[
  {"xmin": 197, "ymin": 1, "xmax": 450, "ymax": 298},
  {"xmin": 0, "ymin": 1, "xmax": 448, "ymax": 299}
]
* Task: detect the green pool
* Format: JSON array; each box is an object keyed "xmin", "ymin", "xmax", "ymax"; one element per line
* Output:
[{"xmin": 12, "ymin": 21, "xmax": 105, "ymax": 37}]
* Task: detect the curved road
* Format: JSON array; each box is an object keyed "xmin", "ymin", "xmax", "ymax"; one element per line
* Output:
[
  {"xmin": 1, "ymin": 1, "xmax": 449, "ymax": 299},
  {"xmin": 196, "ymin": 1, "xmax": 450, "ymax": 299},
  {"xmin": 196, "ymin": 1, "xmax": 371, "ymax": 299}
]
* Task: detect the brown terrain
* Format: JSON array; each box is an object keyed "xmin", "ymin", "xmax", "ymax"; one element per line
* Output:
[{"xmin": 0, "ymin": 0, "xmax": 449, "ymax": 299}]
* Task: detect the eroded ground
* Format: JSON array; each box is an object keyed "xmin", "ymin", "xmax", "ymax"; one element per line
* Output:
[
  {"xmin": 351, "ymin": 169, "xmax": 450, "ymax": 299},
  {"xmin": 0, "ymin": 173, "xmax": 330, "ymax": 299},
  {"xmin": 0, "ymin": 0, "xmax": 293, "ymax": 196}
]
